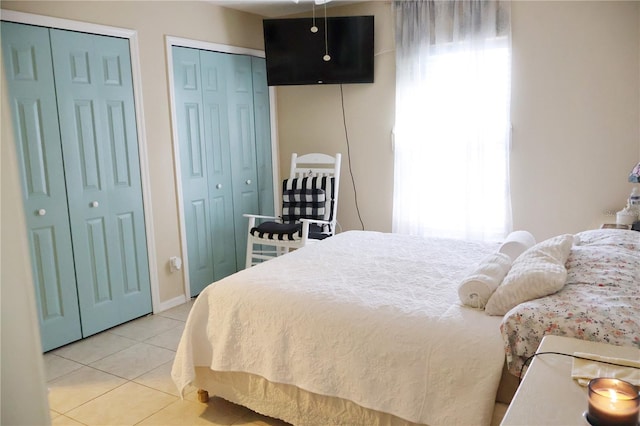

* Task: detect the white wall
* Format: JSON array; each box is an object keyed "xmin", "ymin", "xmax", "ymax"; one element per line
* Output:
[
  {"xmin": 510, "ymin": 0, "xmax": 640, "ymax": 239},
  {"xmin": 1, "ymin": 65, "xmax": 51, "ymax": 425},
  {"xmin": 277, "ymin": 0, "xmax": 640, "ymax": 240}
]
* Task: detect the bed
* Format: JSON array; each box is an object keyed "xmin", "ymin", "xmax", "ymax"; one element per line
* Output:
[
  {"xmin": 171, "ymin": 229, "xmax": 639, "ymax": 426},
  {"xmin": 500, "ymin": 229, "xmax": 640, "ymax": 377}
]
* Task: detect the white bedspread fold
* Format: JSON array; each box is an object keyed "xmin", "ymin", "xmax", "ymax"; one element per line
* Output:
[{"xmin": 173, "ymin": 231, "xmax": 505, "ymax": 426}]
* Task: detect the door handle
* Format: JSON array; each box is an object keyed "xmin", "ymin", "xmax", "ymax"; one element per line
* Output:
[
  {"xmin": 37, "ymin": 209, "xmax": 46, "ymax": 216},
  {"xmin": 245, "ymin": 179, "xmax": 252, "ymax": 185},
  {"xmin": 91, "ymin": 201, "xmax": 99, "ymax": 208},
  {"xmin": 216, "ymin": 184, "xmax": 222, "ymax": 189}
]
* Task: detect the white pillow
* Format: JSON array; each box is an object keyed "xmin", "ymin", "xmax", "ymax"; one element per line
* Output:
[{"xmin": 485, "ymin": 234, "xmax": 574, "ymax": 316}]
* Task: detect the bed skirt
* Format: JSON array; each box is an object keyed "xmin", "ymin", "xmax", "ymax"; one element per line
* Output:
[{"xmin": 191, "ymin": 367, "xmax": 518, "ymax": 426}]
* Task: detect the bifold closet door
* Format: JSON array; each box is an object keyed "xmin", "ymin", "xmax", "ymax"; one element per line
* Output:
[
  {"xmin": 2, "ymin": 22, "xmax": 152, "ymax": 350},
  {"xmin": 225, "ymin": 53, "xmax": 261, "ymax": 269},
  {"xmin": 1, "ymin": 22, "xmax": 82, "ymax": 351},
  {"xmin": 251, "ymin": 56, "xmax": 275, "ymax": 221},
  {"xmin": 49, "ymin": 29, "xmax": 152, "ymax": 337},
  {"xmin": 173, "ymin": 47, "xmax": 272, "ymax": 297},
  {"xmin": 174, "ymin": 48, "xmax": 252, "ymax": 296},
  {"xmin": 172, "ymin": 47, "xmax": 221, "ymax": 296}
]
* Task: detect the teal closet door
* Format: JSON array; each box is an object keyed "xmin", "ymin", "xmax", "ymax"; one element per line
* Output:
[
  {"xmin": 50, "ymin": 29, "xmax": 151, "ymax": 337},
  {"xmin": 1, "ymin": 22, "xmax": 82, "ymax": 351},
  {"xmin": 200, "ymin": 50, "xmax": 237, "ymax": 283},
  {"xmin": 251, "ymin": 57, "xmax": 275, "ymax": 218},
  {"xmin": 226, "ymin": 54, "xmax": 259, "ymax": 268},
  {"xmin": 173, "ymin": 48, "xmax": 274, "ymax": 296},
  {"xmin": 173, "ymin": 46, "xmax": 216, "ymax": 296}
]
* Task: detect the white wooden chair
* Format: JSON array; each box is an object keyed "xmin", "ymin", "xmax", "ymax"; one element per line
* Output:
[{"xmin": 244, "ymin": 153, "xmax": 341, "ymax": 268}]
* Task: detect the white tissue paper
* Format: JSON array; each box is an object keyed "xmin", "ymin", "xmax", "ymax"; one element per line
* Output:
[{"xmin": 572, "ymin": 352, "xmax": 640, "ymax": 386}]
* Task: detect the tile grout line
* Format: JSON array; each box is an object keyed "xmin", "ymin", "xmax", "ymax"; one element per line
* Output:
[
  {"xmin": 52, "ymin": 380, "xmax": 130, "ymax": 421},
  {"xmin": 46, "ymin": 303, "xmax": 194, "ymax": 425}
]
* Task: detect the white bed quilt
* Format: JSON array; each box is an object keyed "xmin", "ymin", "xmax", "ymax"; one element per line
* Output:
[{"xmin": 172, "ymin": 231, "xmax": 505, "ymax": 425}]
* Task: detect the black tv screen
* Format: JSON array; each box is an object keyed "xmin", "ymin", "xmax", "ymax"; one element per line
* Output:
[{"xmin": 263, "ymin": 15, "xmax": 374, "ymax": 86}]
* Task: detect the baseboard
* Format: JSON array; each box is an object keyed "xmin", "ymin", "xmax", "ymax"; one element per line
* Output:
[{"xmin": 156, "ymin": 294, "xmax": 187, "ymax": 313}]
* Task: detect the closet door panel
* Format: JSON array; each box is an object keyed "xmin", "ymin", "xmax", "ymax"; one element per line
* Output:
[
  {"xmin": 251, "ymin": 57, "xmax": 275, "ymax": 217},
  {"xmin": 227, "ymin": 55, "xmax": 259, "ymax": 268},
  {"xmin": 173, "ymin": 47, "xmax": 215, "ymax": 296},
  {"xmin": 104, "ymin": 95, "xmax": 150, "ymax": 320},
  {"xmin": 200, "ymin": 50, "xmax": 237, "ymax": 282},
  {"xmin": 1, "ymin": 22, "xmax": 82, "ymax": 351},
  {"xmin": 85, "ymin": 218, "xmax": 112, "ymax": 302},
  {"xmin": 50, "ymin": 29, "xmax": 151, "ymax": 336}
]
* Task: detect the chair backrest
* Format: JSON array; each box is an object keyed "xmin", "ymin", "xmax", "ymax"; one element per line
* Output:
[
  {"xmin": 290, "ymin": 153, "xmax": 340, "ymax": 180},
  {"xmin": 281, "ymin": 184, "xmax": 327, "ymax": 224},
  {"xmin": 286, "ymin": 153, "xmax": 341, "ymax": 233}
]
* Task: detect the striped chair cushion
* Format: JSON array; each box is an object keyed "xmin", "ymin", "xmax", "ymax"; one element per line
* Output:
[{"xmin": 250, "ymin": 221, "xmax": 303, "ymax": 241}]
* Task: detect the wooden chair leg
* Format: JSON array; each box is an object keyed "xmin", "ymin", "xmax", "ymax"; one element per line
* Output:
[{"xmin": 197, "ymin": 389, "xmax": 209, "ymax": 403}]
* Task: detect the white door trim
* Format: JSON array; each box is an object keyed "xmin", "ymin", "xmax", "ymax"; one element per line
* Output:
[
  {"xmin": 165, "ymin": 35, "xmax": 279, "ymax": 299},
  {"xmin": 1, "ymin": 10, "xmax": 161, "ymax": 314}
]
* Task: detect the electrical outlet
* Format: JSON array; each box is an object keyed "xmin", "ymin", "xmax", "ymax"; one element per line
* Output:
[{"xmin": 169, "ymin": 256, "xmax": 182, "ymax": 272}]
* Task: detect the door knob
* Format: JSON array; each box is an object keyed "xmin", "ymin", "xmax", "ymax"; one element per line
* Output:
[
  {"xmin": 216, "ymin": 183, "xmax": 222, "ymax": 189},
  {"xmin": 91, "ymin": 201, "xmax": 99, "ymax": 208},
  {"xmin": 37, "ymin": 209, "xmax": 46, "ymax": 216},
  {"xmin": 245, "ymin": 179, "xmax": 252, "ymax": 185}
]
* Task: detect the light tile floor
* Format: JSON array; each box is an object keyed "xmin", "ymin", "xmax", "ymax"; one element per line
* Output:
[{"xmin": 45, "ymin": 299, "xmax": 288, "ymax": 426}]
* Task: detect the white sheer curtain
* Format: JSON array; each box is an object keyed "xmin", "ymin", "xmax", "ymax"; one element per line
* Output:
[{"xmin": 393, "ymin": 0, "xmax": 512, "ymax": 241}]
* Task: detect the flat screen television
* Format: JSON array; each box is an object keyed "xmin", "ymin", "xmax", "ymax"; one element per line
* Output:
[{"xmin": 263, "ymin": 15, "xmax": 374, "ymax": 86}]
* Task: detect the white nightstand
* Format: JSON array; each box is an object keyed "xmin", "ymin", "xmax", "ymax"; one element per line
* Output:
[{"xmin": 501, "ymin": 335, "xmax": 640, "ymax": 425}]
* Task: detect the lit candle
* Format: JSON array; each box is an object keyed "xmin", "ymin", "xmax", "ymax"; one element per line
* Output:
[{"xmin": 587, "ymin": 378, "xmax": 639, "ymax": 426}]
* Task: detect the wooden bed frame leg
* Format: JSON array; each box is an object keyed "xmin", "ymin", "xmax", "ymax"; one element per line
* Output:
[{"xmin": 197, "ymin": 389, "xmax": 209, "ymax": 403}]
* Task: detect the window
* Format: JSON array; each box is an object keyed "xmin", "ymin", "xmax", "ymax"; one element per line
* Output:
[{"xmin": 393, "ymin": 0, "xmax": 512, "ymax": 241}]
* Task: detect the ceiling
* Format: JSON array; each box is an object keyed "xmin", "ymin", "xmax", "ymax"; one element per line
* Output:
[{"xmin": 211, "ymin": 0, "xmax": 363, "ymax": 18}]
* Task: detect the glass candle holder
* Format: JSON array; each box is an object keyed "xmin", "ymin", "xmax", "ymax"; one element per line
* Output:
[{"xmin": 587, "ymin": 378, "xmax": 639, "ymax": 426}]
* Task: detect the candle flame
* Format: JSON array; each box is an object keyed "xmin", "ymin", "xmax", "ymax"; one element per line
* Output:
[{"xmin": 607, "ymin": 388, "xmax": 618, "ymax": 402}]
